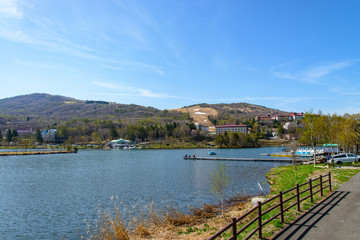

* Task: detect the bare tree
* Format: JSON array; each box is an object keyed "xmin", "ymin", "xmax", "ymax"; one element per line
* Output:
[
  {"xmin": 290, "ymin": 141, "xmax": 300, "ymax": 170},
  {"xmin": 210, "ymin": 162, "xmax": 230, "ymax": 218}
]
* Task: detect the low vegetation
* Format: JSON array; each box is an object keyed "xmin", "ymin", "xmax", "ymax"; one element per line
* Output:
[{"xmin": 84, "ymin": 164, "xmax": 360, "ymax": 240}]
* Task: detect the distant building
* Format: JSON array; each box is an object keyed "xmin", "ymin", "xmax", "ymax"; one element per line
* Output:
[
  {"xmin": 108, "ymin": 138, "xmax": 133, "ymax": 148},
  {"xmin": 290, "ymin": 112, "xmax": 304, "ymax": 121},
  {"xmin": 208, "ymin": 126, "xmax": 216, "ymax": 135},
  {"xmin": 274, "ymin": 115, "xmax": 293, "ymax": 122},
  {"xmin": 272, "ymin": 128, "xmax": 278, "ymax": 137},
  {"xmin": 16, "ymin": 128, "xmax": 32, "ymax": 134},
  {"xmin": 42, "ymin": 129, "xmax": 57, "ymax": 143},
  {"xmin": 283, "ymin": 122, "xmax": 298, "ymax": 130},
  {"xmin": 215, "ymin": 123, "xmax": 248, "ymax": 134},
  {"xmin": 195, "ymin": 123, "xmax": 209, "ymax": 132},
  {"xmin": 255, "ymin": 113, "xmax": 304, "ymax": 122},
  {"xmin": 255, "ymin": 115, "xmax": 273, "ymax": 122}
]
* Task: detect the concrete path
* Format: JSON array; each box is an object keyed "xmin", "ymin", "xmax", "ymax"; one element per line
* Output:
[{"xmin": 273, "ymin": 171, "xmax": 360, "ymax": 240}]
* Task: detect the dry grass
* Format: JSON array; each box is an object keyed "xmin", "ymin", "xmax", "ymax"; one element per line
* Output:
[
  {"xmin": 87, "ymin": 206, "xmax": 130, "ymax": 240},
  {"xmin": 170, "ymin": 105, "xmax": 218, "ymax": 127},
  {"xmin": 84, "ymin": 166, "xmax": 360, "ymax": 240},
  {"xmin": 85, "ymin": 195, "xmax": 253, "ymax": 240}
]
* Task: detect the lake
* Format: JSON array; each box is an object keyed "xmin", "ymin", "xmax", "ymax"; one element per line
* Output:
[{"xmin": 0, "ymin": 147, "xmax": 288, "ymax": 239}]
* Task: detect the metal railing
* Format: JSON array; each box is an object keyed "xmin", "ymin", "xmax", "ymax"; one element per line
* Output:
[{"xmin": 207, "ymin": 172, "xmax": 332, "ymax": 240}]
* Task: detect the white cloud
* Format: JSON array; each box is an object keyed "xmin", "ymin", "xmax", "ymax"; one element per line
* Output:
[
  {"xmin": 272, "ymin": 60, "xmax": 358, "ymax": 84},
  {"xmin": 0, "ymin": 0, "xmax": 22, "ymax": 18},
  {"xmin": 92, "ymin": 81, "xmax": 168, "ymax": 98}
]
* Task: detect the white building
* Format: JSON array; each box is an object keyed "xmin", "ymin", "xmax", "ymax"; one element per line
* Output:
[
  {"xmin": 41, "ymin": 129, "xmax": 57, "ymax": 143},
  {"xmin": 108, "ymin": 138, "xmax": 133, "ymax": 148},
  {"xmin": 195, "ymin": 123, "xmax": 209, "ymax": 132},
  {"xmin": 283, "ymin": 122, "xmax": 298, "ymax": 130},
  {"xmin": 290, "ymin": 112, "xmax": 304, "ymax": 121},
  {"xmin": 215, "ymin": 124, "xmax": 248, "ymax": 134}
]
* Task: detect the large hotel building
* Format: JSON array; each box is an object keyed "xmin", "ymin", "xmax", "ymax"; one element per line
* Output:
[{"xmin": 215, "ymin": 124, "xmax": 248, "ymax": 134}]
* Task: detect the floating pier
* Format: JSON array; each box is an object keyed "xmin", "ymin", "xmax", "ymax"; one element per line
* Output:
[{"xmin": 184, "ymin": 156, "xmax": 307, "ymax": 163}]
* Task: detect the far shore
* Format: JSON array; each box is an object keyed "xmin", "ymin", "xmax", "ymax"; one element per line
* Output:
[
  {"xmin": 0, "ymin": 139, "xmax": 293, "ymax": 151},
  {"xmin": 0, "ymin": 150, "xmax": 76, "ymax": 156}
]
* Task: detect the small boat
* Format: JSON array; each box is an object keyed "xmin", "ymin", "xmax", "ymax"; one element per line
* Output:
[{"xmin": 209, "ymin": 151, "xmax": 217, "ymax": 155}]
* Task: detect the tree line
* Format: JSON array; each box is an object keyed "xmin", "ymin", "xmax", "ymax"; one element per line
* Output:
[{"xmin": 299, "ymin": 113, "xmax": 360, "ymax": 153}]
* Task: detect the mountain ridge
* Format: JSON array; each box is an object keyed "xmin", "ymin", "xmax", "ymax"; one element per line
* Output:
[{"xmin": 0, "ymin": 93, "xmax": 290, "ymax": 124}]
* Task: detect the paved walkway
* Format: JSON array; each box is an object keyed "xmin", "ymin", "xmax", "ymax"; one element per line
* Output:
[{"xmin": 273, "ymin": 171, "xmax": 360, "ymax": 240}]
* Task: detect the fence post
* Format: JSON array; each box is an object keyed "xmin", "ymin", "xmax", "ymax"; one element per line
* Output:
[
  {"xmin": 279, "ymin": 191, "xmax": 284, "ymax": 223},
  {"xmin": 296, "ymin": 184, "xmax": 300, "ymax": 211},
  {"xmin": 320, "ymin": 175, "xmax": 323, "ymax": 197},
  {"xmin": 257, "ymin": 201, "xmax": 262, "ymax": 239},
  {"xmin": 309, "ymin": 179, "xmax": 313, "ymax": 203},
  {"xmin": 232, "ymin": 217, "xmax": 237, "ymax": 240},
  {"xmin": 328, "ymin": 172, "xmax": 332, "ymax": 191}
]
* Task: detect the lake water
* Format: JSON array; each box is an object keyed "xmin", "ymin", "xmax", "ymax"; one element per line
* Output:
[{"xmin": 0, "ymin": 147, "xmax": 288, "ymax": 239}]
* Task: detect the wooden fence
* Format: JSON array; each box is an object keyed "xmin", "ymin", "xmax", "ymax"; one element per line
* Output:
[{"xmin": 207, "ymin": 172, "xmax": 332, "ymax": 240}]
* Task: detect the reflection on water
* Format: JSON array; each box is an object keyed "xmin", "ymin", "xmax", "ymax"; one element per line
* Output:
[{"xmin": 0, "ymin": 147, "xmax": 287, "ymax": 239}]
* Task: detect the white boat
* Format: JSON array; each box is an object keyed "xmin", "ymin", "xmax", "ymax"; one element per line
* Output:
[
  {"xmin": 296, "ymin": 144, "xmax": 339, "ymax": 157},
  {"xmin": 123, "ymin": 146, "xmax": 140, "ymax": 150}
]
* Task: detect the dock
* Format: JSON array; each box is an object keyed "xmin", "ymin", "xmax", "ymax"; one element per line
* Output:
[
  {"xmin": 0, "ymin": 150, "xmax": 75, "ymax": 156},
  {"xmin": 184, "ymin": 156, "xmax": 307, "ymax": 163}
]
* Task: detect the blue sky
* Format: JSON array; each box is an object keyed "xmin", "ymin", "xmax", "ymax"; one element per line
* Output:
[{"xmin": 0, "ymin": 0, "xmax": 359, "ymax": 114}]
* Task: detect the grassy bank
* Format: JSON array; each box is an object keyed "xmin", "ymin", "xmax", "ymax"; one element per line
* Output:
[
  {"xmin": 84, "ymin": 164, "xmax": 360, "ymax": 240},
  {"xmin": 258, "ymin": 139, "xmax": 291, "ymax": 147},
  {"xmin": 260, "ymin": 164, "xmax": 360, "ymax": 238}
]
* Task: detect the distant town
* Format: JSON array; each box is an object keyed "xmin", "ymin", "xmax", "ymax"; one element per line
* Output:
[{"xmin": 0, "ymin": 111, "xmax": 305, "ymax": 149}]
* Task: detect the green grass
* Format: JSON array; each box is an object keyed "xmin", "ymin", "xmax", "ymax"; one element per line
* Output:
[
  {"xmin": 258, "ymin": 165, "xmax": 360, "ymax": 239},
  {"xmin": 214, "ymin": 164, "xmax": 360, "ymax": 240}
]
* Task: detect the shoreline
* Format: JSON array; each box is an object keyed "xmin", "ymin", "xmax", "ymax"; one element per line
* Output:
[
  {"xmin": 89, "ymin": 164, "xmax": 360, "ymax": 239},
  {"xmin": 0, "ymin": 150, "xmax": 76, "ymax": 156}
]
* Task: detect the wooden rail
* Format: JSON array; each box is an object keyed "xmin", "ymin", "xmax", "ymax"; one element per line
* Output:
[{"xmin": 207, "ymin": 172, "xmax": 332, "ymax": 240}]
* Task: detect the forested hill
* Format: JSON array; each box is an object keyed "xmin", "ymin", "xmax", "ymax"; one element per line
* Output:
[
  {"xmin": 0, "ymin": 93, "xmax": 289, "ymax": 125},
  {"xmin": 0, "ymin": 93, "xmax": 170, "ymax": 121}
]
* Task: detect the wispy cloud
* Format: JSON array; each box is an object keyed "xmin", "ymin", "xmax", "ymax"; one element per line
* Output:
[
  {"xmin": 92, "ymin": 81, "xmax": 170, "ymax": 98},
  {"xmin": 271, "ymin": 60, "xmax": 358, "ymax": 84},
  {"xmin": 0, "ymin": 4, "xmax": 100, "ymax": 61},
  {"xmin": 0, "ymin": 1, "xmax": 169, "ymax": 76},
  {"xmin": 16, "ymin": 60, "xmax": 81, "ymax": 73},
  {"xmin": 329, "ymin": 86, "xmax": 360, "ymax": 96},
  {"xmin": 0, "ymin": 0, "xmax": 22, "ymax": 18},
  {"xmin": 103, "ymin": 61, "xmax": 164, "ymax": 75}
]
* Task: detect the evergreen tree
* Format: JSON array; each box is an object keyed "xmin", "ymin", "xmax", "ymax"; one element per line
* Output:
[
  {"xmin": 110, "ymin": 126, "xmax": 118, "ymax": 140},
  {"xmin": 35, "ymin": 128, "xmax": 43, "ymax": 143},
  {"xmin": 6, "ymin": 129, "xmax": 12, "ymax": 142},
  {"xmin": 12, "ymin": 129, "xmax": 18, "ymax": 138},
  {"xmin": 0, "ymin": 129, "xmax": 2, "ymax": 139}
]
